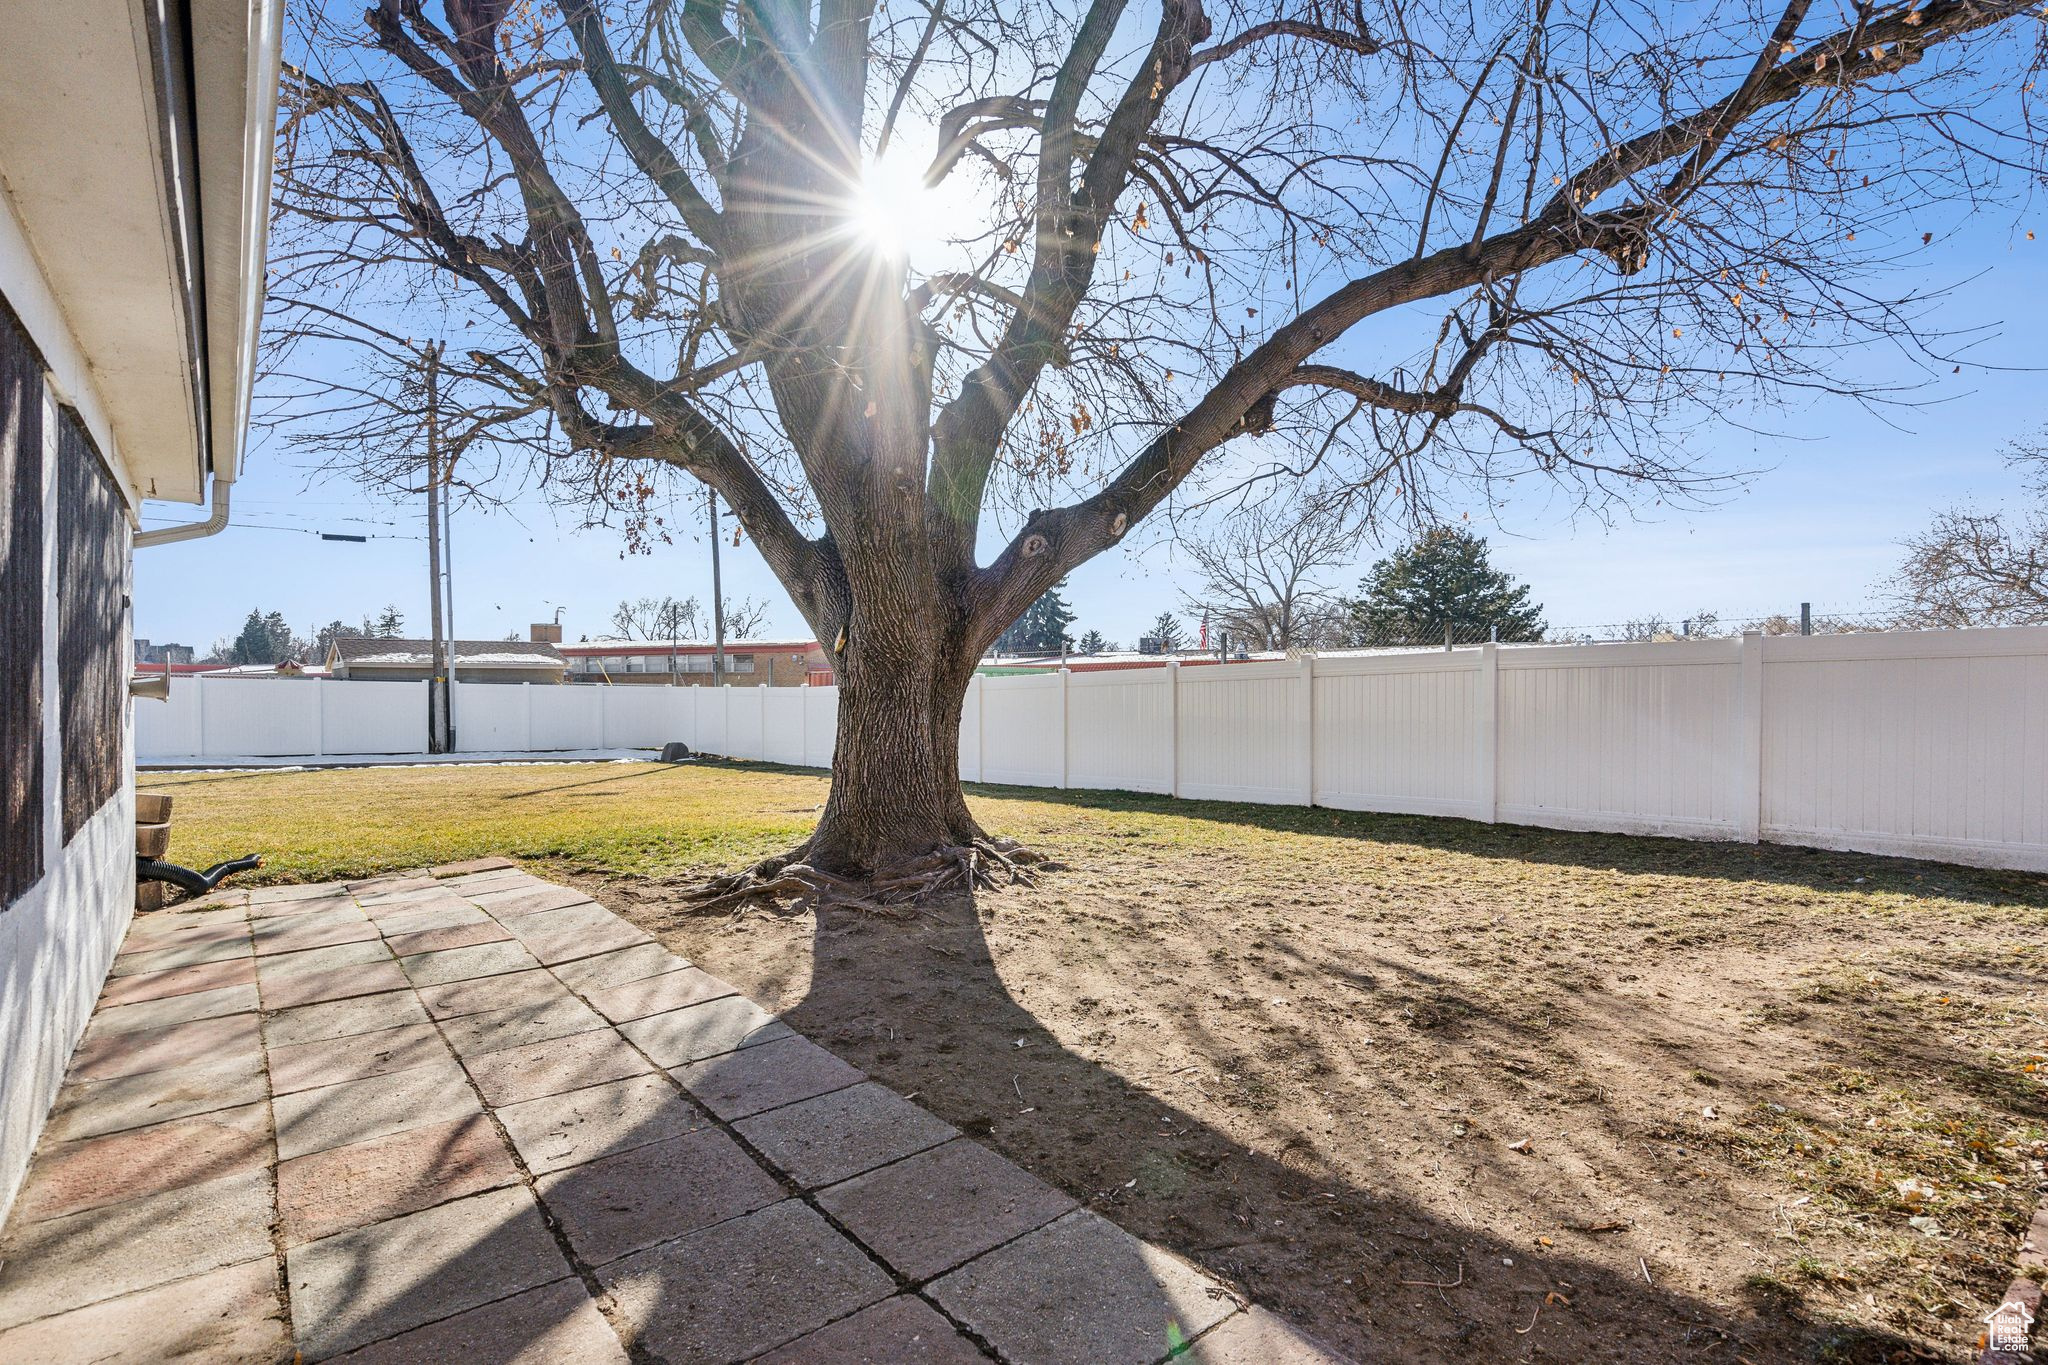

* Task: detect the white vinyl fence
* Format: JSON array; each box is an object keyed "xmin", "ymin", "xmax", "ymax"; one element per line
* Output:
[{"xmin": 136, "ymin": 627, "xmax": 2048, "ymax": 871}]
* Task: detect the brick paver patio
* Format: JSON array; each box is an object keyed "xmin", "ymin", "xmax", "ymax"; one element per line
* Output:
[{"xmin": 0, "ymin": 863, "xmax": 1349, "ymax": 1363}]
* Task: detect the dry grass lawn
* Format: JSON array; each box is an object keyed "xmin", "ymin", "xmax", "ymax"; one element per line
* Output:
[{"xmin": 143, "ymin": 760, "xmax": 2048, "ymax": 1363}]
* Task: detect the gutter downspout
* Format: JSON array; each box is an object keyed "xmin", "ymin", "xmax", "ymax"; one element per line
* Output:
[
  {"xmin": 136, "ymin": 0, "xmax": 283, "ymax": 550},
  {"xmin": 135, "ymin": 473, "xmax": 233, "ymax": 547}
]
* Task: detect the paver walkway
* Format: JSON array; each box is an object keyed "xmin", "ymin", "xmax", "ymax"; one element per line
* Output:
[{"xmin": 0, "ymin": 863, "xmax": 1349, "ymax": 1363}]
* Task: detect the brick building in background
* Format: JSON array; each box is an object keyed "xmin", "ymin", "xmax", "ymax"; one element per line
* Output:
[{"xmin": 558, "ymin": 637, "xmax": 830, "ymax": 687}]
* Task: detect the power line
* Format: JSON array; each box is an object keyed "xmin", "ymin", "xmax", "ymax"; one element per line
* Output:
[{"xmin": 138, "ymin": 519, "xmax": 424, "ymax": 541}]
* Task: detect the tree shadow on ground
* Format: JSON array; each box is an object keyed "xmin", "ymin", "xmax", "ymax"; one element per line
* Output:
[
  {"xmin": 660, "ymin": 889, "xmax": 1951, "ymax": 1365},
  {"xmin": 175, "ymin": 842, "xmax": 2026, "ymax": 1364}
]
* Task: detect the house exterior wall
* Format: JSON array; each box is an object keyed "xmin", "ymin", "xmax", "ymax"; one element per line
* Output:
[{"xmin": 0, "ymin": 253, "xmax": 135, "ymax": 1220}]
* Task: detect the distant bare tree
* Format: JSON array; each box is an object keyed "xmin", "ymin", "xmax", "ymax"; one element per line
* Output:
[
  {"xmin": 1889, "ymin": 435, "xmax": 2048, "ymax": 626},
  {"xmin": 269, "ymin": 0, "xmax": 2048, "ymax": 905},
  {"xmin": 610, "ymin": 594, "xmax": 775, "ymax": 639},
  {"xmin": 1181, "ymin": 502, "xmax": 1352, "ymax": 650},
  {"xmin": 610, "ymin": 595, "xmax": 693, "ymax": 640}
]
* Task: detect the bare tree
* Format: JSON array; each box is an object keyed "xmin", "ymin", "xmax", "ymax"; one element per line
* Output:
[
  {"xmin": 270, "ymin": 0, "xmax": 2047, "ymax": 906},
  {"xmin": 1889, "ymin": 434, "xmax": 2048, "ymax": 626},
  {"xmin": 610, "ymin": 595, "xmax": 694, "ymax": 639},
  {"xmin": 610, "ymin": 593, "xmax": 776, "ymax": 639},
  {"xmin": 717, "ymin": 597, "xmax": 770, "ymax": 638},
  {"xmin": 1181, "ymin": 501, "xmax": 1350, "ymax": 650}
]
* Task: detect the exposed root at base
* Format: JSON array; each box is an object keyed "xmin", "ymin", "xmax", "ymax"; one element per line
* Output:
[{"xmin": 680, "ymin": 837, "xmax": 1048, "ymax": 917}]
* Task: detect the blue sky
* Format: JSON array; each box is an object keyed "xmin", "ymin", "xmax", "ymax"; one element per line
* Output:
[
  {"xmin": 136, "ymin": 213, "xmax": 2043, "ymax": 653},
  {"xmin": 133, "ymin": 6, "xmax": 2048, "ymax": 656}
]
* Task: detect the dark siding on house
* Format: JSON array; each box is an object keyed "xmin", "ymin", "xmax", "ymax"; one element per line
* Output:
[
  {"xmin": 56, "ymin": 407, "xmax": 125, "ymax": 842},
  {"xmin": 0, "ymin": 296, "xmax": 44, "ymax": 907}
]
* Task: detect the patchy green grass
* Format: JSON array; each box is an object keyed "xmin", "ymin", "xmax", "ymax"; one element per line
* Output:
[{"xmin": 141, "ymin": 761, "xmax": 822, "ymax": 883}]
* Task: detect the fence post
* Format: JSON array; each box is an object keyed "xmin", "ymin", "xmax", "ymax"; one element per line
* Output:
[
  {"xmin": 1057, "ymin": 667, "xmax": 1071, "ymax": 789},
  {"xmin": 1295, "ymin": 653, "xmax": 1316, "ymax": 806},
  {"xmin": 1476, "ymin": 642, "xmax": 1498, "ymax": 823},
  {"xmin": 1165, "ymin": 662, "xmax": 1180, "ymax": 798},
  {"xmin": 1737, "ymin": 631, "xmax": 1764, "ymax": 842}
]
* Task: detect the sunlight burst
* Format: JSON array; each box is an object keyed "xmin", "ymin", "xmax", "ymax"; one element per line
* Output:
[{"xmin": 846, "ymin": 155, "xmax": 934, "ymax": 256}]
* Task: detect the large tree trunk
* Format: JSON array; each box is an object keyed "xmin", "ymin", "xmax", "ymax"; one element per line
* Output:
[
  {"xmin": 807, "ymin": 631, "xmax": 982, "ymax": 878},
  {"xmin": 691, "ymin": 581, "xmax": 1032, "ymax": 911}
]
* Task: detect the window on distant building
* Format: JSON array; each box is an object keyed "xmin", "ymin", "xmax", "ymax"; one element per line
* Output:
[{"xmin": 729, "ymin": 655, "xmax": 755, "ymax": 674}]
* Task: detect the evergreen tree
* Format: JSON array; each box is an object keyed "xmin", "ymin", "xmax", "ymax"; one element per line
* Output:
[
  {"xmin": 1075, "ymin": 629, "xmax": 1110, "ymax": 654},
  {"xmin": 229, "ymin": 610, "xmax": 294, "ymax": 665},
  {"xmin": 312, "ymin": 620, "xmax": 364, "ymax": 659},
  {"xmin": 994, "ymin": 583, "xmax": 1077, "ymax": 654},
  {"xmin": 1343, "ymin": 529, "xmax": 1544, "ymax": 645},
  {"xmin": 1148, "ymin": 612, "xmax": 1186, "ymax": 651},
  {"xmin": 373, "ymin": 604, "xmax": 406, "ymax": 637}
]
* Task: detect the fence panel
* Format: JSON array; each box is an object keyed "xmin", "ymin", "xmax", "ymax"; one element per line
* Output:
[
  {"xmin": 762, "ymin": 689, "xmax": 807, "ymax": 765},
  {"xmin": 957, "ymin": 679, "xmax": 981, "ymax": 782},
  {"xmin": 451, "ymin": 682, "xmax": 528, "ymax": 752},
  {"xmin": 135, "ymin": 678, "xmax": 204, "ymax": 758},
  {"xmin": 1313, "ymin": 653, "xmax": 1482, "ymax": 818},
  {"xmin": 597, "ymin": 685, "xmax": 674, "ymax": 749},
  {"xmin": 695, "ymin": 687, "xmax": 729, "ymax": 757},
  {"xmin": 321, "ymin": 679, "xmax": 426, "ymax": 754},
  {"xmin": 522, "ymin": 685, "xmax": 601, "ymax": 751},
  {"xmin": 1065, "ymin": 669, "xmax": 1173, "ymax": 794},
  {"xmin": 725, "ymin": 687, "xmax": 767, "ymax": 760},
  {"xmin": 199, "ymin": 678, "xmax": 321, "ymax": 757},
  {"xmin": 1760, "ymin": 629, "xmax": 2048, "ymax": 866},
  {"xmin": 804, "ymin": 686, "xmax": 837, "ymax": 769},
  {"xmin": 1175, "ymin": 662, "xmax": 1303, "ymax": 804},
  {"xmin": 979, "ymin": 673, "xmax": 1064, "ymax": 786},
  {"xmin": 1497, "ymin": 641, "xmax": 1742, "ymax": 836}
]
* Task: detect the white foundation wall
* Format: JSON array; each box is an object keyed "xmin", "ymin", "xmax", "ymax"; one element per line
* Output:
[{"xmin": 0, "ymin": 788, "xmax": 133, "ymax": 1223}]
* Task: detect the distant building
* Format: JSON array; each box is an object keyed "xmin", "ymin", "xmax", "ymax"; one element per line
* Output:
[
  {"xmin": 132, "ymin": 639, "xmax": 194, "ymax": 665},
  {"xmin": 327, "ymin": 636, "xmax": 567, "ymax": 684},
  {"xmin": 559, "ymin": 638, "xmax": 829, "ymax": 687}
]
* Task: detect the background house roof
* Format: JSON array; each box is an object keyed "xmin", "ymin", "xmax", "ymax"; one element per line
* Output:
[{"xmin": 331, "ymin": 638, "xmax": 566, "ymax": 669}]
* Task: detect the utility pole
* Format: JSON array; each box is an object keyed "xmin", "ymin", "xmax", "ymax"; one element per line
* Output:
[
  {"xmin": 708, "ymin": 486, "xmax": 728, "ymax": 682},
  {"xmin": 423, "ymin": 342, "xmax": 449, "ymax": 753},
  {"xmin": 440, "ymin": 431, "xmax": 457, "ymax": 749}
]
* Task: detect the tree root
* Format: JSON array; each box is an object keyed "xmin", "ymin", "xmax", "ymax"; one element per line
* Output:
[{"xmin": 679, "ymin": 837, "xmax": 1047, "ymax": 917}]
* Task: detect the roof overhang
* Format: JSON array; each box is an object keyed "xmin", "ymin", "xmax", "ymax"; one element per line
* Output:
[{"xmin": 0, "ymin": 0, "xmax": 281, "ymax": 505}]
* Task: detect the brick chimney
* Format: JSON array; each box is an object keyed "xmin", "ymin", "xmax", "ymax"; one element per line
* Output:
[{"xmin": 531, "ymin": 621, "xmax": 562, "ymax": 644}]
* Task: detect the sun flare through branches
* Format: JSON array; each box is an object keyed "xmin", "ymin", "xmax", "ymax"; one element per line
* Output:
[{"xmin": 843, "ymin": 155, "xmax": 935, "ymax": 258}]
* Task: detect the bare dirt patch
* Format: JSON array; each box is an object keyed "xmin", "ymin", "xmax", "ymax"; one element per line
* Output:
[{"xmin": 583, "ymin": 791, "xmax": 2048, "ymax": 1364}]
